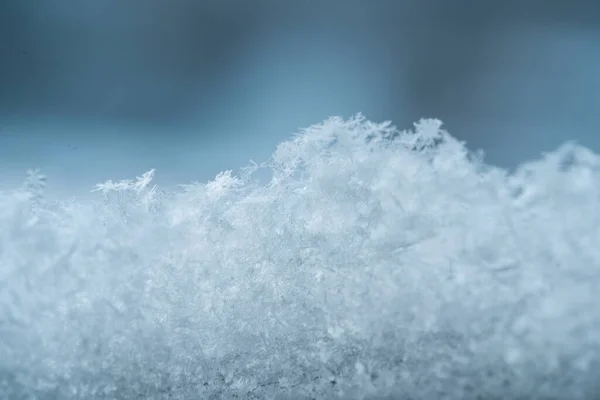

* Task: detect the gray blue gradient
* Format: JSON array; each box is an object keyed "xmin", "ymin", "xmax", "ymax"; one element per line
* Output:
[
  {"xmin": 1, "ymin": 1, "xmax": 599, "ymax": 193},
  {"xmin": 0, "ymin": 0, "xmax": 600, "ymax": 191}
]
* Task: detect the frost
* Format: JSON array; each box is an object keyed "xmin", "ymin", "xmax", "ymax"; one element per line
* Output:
[
  {"xmin": 0, "ymin": 115, "xmax": 599, "ymax": 399},
  {"xmin": 205, "ymin": 170, "xmax": 244, "ymax": 200}
]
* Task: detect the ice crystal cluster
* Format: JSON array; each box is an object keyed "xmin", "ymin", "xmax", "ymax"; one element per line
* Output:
[{"xmin": 1, "ymin": 115, "xmax": 599, "ymax": 399}]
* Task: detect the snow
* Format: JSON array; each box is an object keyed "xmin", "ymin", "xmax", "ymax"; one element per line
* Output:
[{"xmin": 1, "ymin": 115, "xmax": 599, "ymax": 398}]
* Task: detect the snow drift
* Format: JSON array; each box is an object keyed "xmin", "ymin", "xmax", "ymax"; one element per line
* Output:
[{"xmin": 1, "ymin": 115, "xmax": 599, "ymax": 399}]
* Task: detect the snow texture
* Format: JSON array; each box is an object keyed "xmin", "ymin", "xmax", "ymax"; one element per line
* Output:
[{"xmin": 1, "ymin": 115, "xmax": 599, "ymax": 399}]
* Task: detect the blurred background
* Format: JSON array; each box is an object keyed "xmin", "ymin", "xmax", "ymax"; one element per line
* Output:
[{"xmin": 1, "ymin": 0, "xmax": 599, "ymax": 194}]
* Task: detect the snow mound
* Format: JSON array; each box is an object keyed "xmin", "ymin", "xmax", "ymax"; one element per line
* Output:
[{"xmin": 1, "ymin": 115, "xmax": 599, "ymax": 399}]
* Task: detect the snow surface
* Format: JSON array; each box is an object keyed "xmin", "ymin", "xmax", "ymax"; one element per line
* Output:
[{"xmin": 1, "ymin": 115, "xmax": 599, "ymax": 399}]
